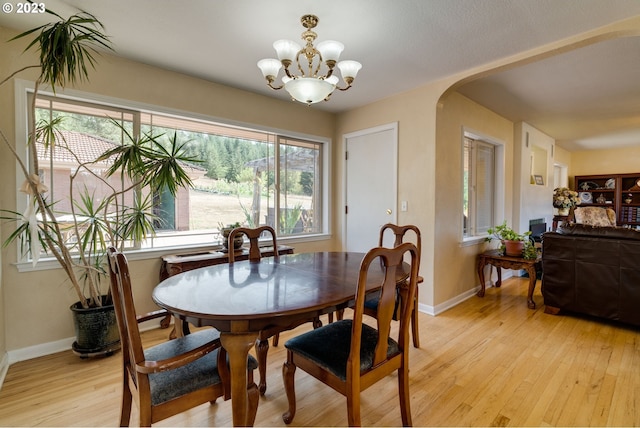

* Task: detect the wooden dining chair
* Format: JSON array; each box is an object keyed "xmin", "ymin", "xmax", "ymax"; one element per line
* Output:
[
  {"xmin": 228, "ymin": 225, "xmax": 280, "ymax": 394},
  {"xmin": 107, "ymin": 247, "xmax": 259, "ymax": 427},
  {"xmin": 366, "ymin": 223, "xmax": 423, "ymax": 348},
  {"xmin": 282, "ymin": 243, "xmax": 420, "ymax": 426},
  {"xmin": 228, "ymin": 225, "xmax": 320, "ymax": 395}
]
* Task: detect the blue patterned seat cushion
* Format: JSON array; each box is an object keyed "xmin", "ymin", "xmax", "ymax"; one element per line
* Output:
[
  {"xmin": 144, "ymin": 329, "xmax": 258, "ymax": 406},
  {"xmin": 364, "ymin": 295, "xmax": 378, "ymax": 311},
  {"xmin": 284, "ymin": 320, "xmax": 399, "ymax": 381},
  {"xmin": 364, "ymin": 291, "xmax": 401, "ymax": 320}
]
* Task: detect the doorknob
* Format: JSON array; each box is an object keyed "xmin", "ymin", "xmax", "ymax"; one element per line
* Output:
[{"xmin": 386, "ymin": 209, "xmax": 392, "ymax": 215}]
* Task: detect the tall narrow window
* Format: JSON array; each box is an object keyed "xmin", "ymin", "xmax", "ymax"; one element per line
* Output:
[
  {"xmin": 277, "ymin": 137, "xmax": 322, "ymax": 235},
  {"xmin": 463, "ymin": 136, "xmax": 495, "ymax": 238}
]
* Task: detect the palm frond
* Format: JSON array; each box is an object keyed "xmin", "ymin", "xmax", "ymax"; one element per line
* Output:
[
  {"xmin": 0, "ymin": 207, "xmax": 61, "ymax": 256},
  {"xmin": 11, "ymin": 9, "xmax": 113, "ymax": 91},
  {"xmin": 73, "ymin": 188, "xmax": 110, "ymax": 257},
  {"xmin": 143, "ymin": 133, "xmax": 202, "ymax": 195},
  {"xmin": 99, "ymin": 118, "xmax": 164, "ymax": 180},
  {"xmin": 33, "ymin": 116, "xmax": 66, "ymax": 150},
  {"xmin": 119, "ymin": 192, "xmax": 160, "ymax": 243}
]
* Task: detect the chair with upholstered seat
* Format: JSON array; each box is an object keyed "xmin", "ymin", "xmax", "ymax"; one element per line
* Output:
[
  {"xmin": 228, "ymin": 225, "xmax": 279, "ymax": 395},
  {"xmin": 107, "ymin": 247, "xmax": 259, "ymax": 426},
  {"xmin": 364, "ymin": 223, "xmax": 422, "ymax": 348},
  {"xmin": 228, "ymin": 225, "xmax": 321, "ymax": 395},
  {"xmin": 282, "ymin": 242, "xmax": 420, "ymax": 426},
  {"xmin": 228, "ymin": 226, "xmax": 322, "ymax": 394}
]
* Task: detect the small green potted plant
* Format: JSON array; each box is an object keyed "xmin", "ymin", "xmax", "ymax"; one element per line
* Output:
[
  {"xmin": 486, "ymin": 221, "xmax": 534, "ymax": 258},
  {"xmin": 219, "ymin": 221, "xmax": 244, "ymax": 250}
]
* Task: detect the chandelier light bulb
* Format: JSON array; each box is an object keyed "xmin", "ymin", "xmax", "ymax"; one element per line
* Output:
[
  {"xmin": 257, "ymin": 58, "xmax": 282, "ymax": 80},
  {"xmin": 337, "ymin": 60, "xmax": 362, "ymax": 80},
  {"xmin": 273, "ymin": 39, "xmax": 301, "ymax": 62},
  {"xmin": 316, "ymin": 40, "xmax": 344, "ymax": 63}
]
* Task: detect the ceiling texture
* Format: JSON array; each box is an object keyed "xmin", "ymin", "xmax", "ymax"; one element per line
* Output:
[{"xmin": 1, "ymin": 0, "xmax": 639, "ymax": 151}]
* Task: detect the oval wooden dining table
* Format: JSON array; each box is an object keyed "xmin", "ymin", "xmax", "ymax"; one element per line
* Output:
[{"xmin": 152, "ymin": 251, "xmax": 410, "ymax": 427}]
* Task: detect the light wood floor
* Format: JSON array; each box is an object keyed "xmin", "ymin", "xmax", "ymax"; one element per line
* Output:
[{"xmin": 1, "ymin": 276, "xmax": 639, "ymax": 427}]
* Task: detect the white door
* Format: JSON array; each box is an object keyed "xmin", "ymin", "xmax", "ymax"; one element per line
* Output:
[{"xmin": 344, "ymin": 123, "xmax": 397, "ymax": 252}]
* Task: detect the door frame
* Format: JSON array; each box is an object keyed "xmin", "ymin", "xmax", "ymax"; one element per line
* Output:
[{"xmin": 342, "ymin": 122, "xmax": 398, "ymax": 250}]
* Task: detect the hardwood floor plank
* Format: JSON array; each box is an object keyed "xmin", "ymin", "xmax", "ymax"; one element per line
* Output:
[
  {"xmin": 606, "ymin": 337, "xmax": 640, "ymax": 426},
  {"xmin": 1, "ymin": 277, "xmax": 639, "ymax": 426}
]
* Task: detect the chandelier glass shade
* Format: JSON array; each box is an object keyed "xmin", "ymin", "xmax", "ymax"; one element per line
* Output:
[{"xmin": 257, "ymin": 14, "xmax": 362, "ymax": 105}]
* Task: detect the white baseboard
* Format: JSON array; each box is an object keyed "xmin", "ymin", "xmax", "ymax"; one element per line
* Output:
[
  {"xmin": 417, "ymin": 269, "xmax": 514, "ymax": 317},
  {"xmin": 0, "ymin": 320, "xmax": 166, "ymax": 390},
  {"xmin": 0, "ymin": 352, "xmax": 8, "ymax": 391},
  {"xmin": 6, "ymin": 319, "xmax": 167, "ymax": 366},
  {"xmin": 8, "ymin": 337, "xmax": 75, "ymax": 365},
  {"xmin": 417, "ymin": 286, "xmax": 479, "ymax": 316}
]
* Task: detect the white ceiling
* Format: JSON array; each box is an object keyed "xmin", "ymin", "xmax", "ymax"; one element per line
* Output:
[{"xmin": 2, "ymin": 0, "xmax": 639, "ymax": 151}]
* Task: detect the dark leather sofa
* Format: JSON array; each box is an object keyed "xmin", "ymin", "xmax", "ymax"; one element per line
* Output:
[{"xmin": 541, "ymin": 223, "xmax": 640, "ymax": 326}]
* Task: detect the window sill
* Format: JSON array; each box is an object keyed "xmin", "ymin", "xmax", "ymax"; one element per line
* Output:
[
  {"xmin": 13, "ymin": 233, "xmax": 332, "ymax": 273},
  {"xmin": 460, "ymin": 235, "xmax": 489, "ymax": 247}
]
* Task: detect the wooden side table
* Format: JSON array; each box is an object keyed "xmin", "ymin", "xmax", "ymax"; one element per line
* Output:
[
  {"xmin": 476, "ymin": 250, "xmax": 541, "ymax": 309},
  {"xmin": 159, "ymin": 245, "xmax": 294, "ymax": 281}
]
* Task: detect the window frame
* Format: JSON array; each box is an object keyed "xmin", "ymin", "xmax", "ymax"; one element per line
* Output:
[
  {"xmin": 461, "ymin": 128, "xmax": 505, "ymax": 246},
  {"xmin": 13, "ymin": 79, "xmax": 331, "ymax": 271}
]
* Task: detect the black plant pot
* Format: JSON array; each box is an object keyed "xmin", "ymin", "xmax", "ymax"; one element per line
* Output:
[{"xmin": 70, "ymin": 295, "xmax": 120, "ymax": 358}]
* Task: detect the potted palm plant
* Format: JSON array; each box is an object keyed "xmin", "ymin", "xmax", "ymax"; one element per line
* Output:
[{"xmin": 0, "ymin": 6, "xmax": 198, "ymax": 356}]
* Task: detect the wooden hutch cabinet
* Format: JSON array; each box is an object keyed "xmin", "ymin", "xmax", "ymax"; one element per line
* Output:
[{"xmin": 574, "ymin": 173, "xmax": 640, "ymax": 228}]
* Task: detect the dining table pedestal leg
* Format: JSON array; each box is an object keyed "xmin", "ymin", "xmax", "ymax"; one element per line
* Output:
[{"xmin": 220, "ymin": 331, "xmax": 260, "ymax": 427}]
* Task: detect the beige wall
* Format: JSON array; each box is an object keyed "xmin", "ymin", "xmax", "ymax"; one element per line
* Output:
[
  {"xmin": 569, "ymin": 146, "xmax": 640, "ymax": 182},
  {"xmin": 0, "ymin": 217, "xmax": 4, "ymax": 370},
  {"xmin": 434, "ymin": 92, "xmax": 515, "ymax": 305},
  {"xmin": 0, "ymin": 25, "xmax": 336, "ymax": 355},
  {"xmin": 335, "ymin": 83, "xmax": 447, "ymax": 308},
  {"xmin": 554, "ymin": 145, "xmax": 572, "ymax": 170}
]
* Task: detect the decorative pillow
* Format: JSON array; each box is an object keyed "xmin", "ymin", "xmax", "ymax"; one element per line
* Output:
[
  {"xmin": 574, "ymin": 207, "xmax": 616, "ymax": 227},
  {"xmin": 606, "ymin": 208, "xmax": 617, "ymax": 226}
]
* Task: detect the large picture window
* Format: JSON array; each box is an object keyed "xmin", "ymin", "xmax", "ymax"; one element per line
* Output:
[{"xmin": 28, "ymin": 91, "xmax": 326, "ymax": 257}]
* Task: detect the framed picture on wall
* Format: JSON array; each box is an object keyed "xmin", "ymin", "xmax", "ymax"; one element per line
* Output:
[{"xmin": 534, "ymin": 175, "xmax": 544, "ymax": 185}]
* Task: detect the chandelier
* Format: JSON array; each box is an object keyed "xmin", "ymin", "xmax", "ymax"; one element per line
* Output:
[{"xmin": 257, "ymin": 14, "xmax": 362, "ymax": 105}]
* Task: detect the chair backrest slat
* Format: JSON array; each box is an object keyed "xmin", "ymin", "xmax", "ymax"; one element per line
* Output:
[
  {"xmin": 379, "ymin": 223, "xmax": 421, "ymax": 262},
  {"xmin": 228, "ymin": 226, "xmax": 278, "ymax": 263}
]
